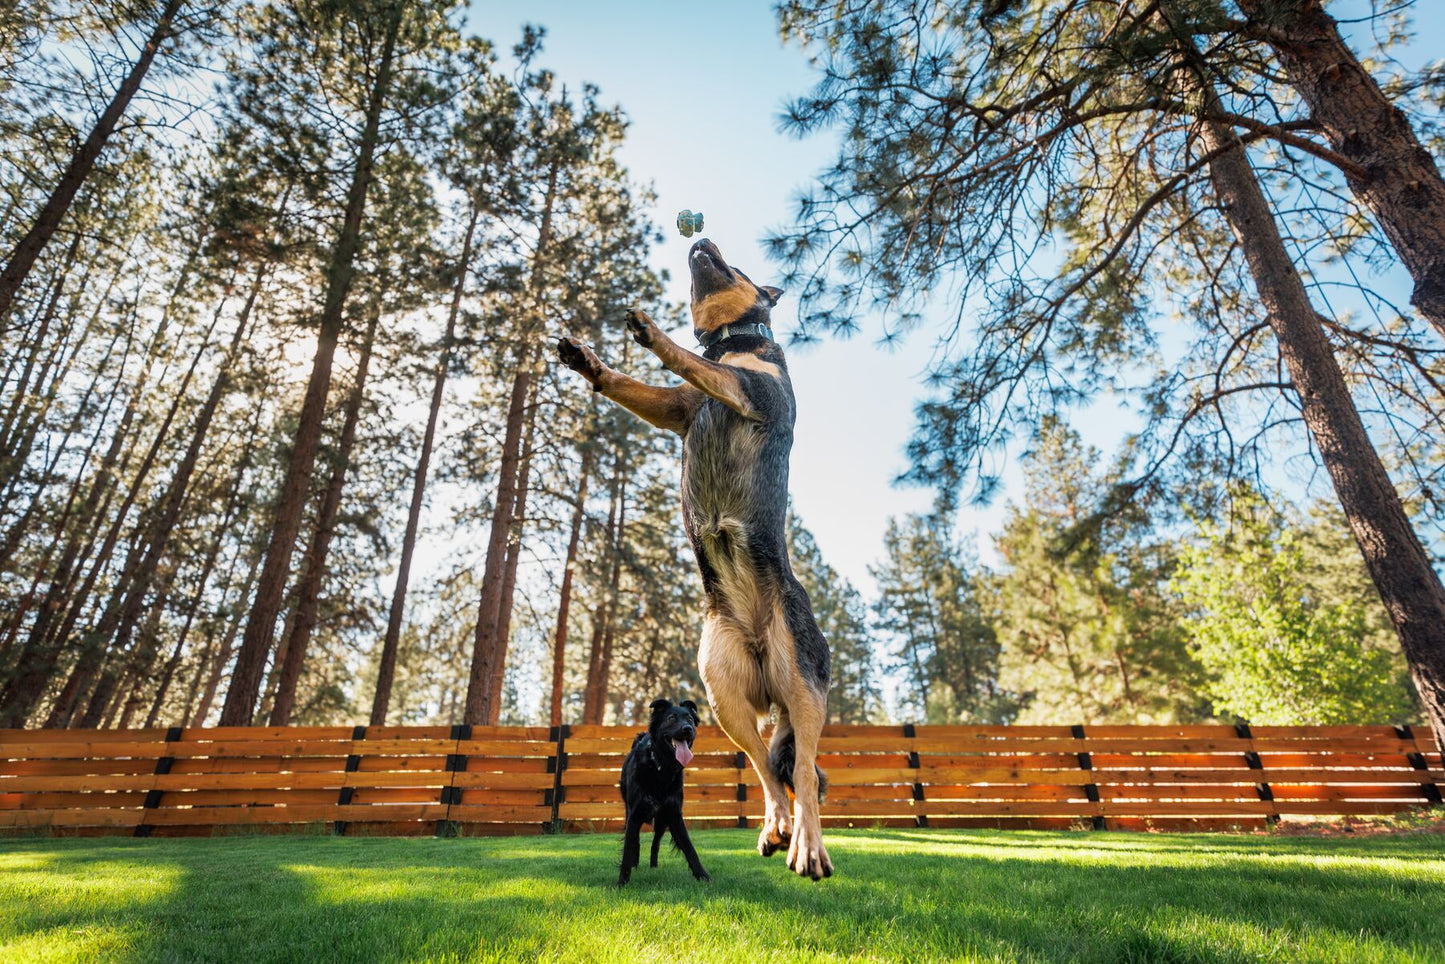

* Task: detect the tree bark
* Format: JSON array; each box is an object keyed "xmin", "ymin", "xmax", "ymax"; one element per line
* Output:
[
  {"xmin": 114, "ymin": 558, "xmax": 177, "ymax": 728},
  {"xmin": 463, "ymin": 157, "xmax": 560, "ymax": 725},
  {"xmin": 548, "ymin": 439, "xmax": 592, "ymax": 727},
  {"xmin": 0, "ymin": 0, "xmax": 186, "ymax": 321},
  {"xmin": 582, "ymin": 449, "xmax": 625, "ymax": 726},
  {"xmin": 269, "ymin": 304, "xmax": 381, "ymax": 726},
  {"xmin": 0, "ymin": 396, "xmax": 133, "ymax": 725},
  {"xmin": 220, "ymin": 2, "xmax": 405, "ymax": 726},
  {"xmin": 484, "ymin": 385, "xmax": 540, "ymax": 723},
  {"xmin": 1237, "ymin": 0, "xmax": 1445, "ymax": 336},
  {"xmin": 0, "ymin": 232, "xmax": 81, "ymax": 465},
  {"xmin": 592, "ymin": 489, "xmax": 627, "ymax": 726},
  {"xmin": 1199, "ymin": 102, "xmax": 1445, "ymax": 751},
  {"xmin": 463, "ymin": 359, "xmax": 530, "ymax": 724},
  {"xmin": 191, "ymin": 557, "xmax": 260, "ymax": 728},
  {"xmin": 371, "ymin": 204, "xmax": 479, "ymax": 725},
  {"xmin": 0, "ymin": 321, "xmax": 121, "ymax": 582},
  {"xmin": 143, "ymin": 426, "xmax": 253, "ymax": 729},
  {"xmin": 77, "ymin": 263, "xmax": 265, "ymax": 727}
]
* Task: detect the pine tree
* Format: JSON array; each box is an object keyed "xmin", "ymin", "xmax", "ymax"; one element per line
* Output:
[{"xmin": 773, "ymin": 0, "xmax": 1445, "ymax": 746}]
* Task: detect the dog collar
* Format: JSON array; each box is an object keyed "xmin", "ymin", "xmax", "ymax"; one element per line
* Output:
[{"xmin": 699, "ymin": 321, "xmax": 773, "ymax": 349}]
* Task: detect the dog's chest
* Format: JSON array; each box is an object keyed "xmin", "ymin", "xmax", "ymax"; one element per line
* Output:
[{"xmin": 681, "ymin": 400, "xmax": 767, "ymax": 523}]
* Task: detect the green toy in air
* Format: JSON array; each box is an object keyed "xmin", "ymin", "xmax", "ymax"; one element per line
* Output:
[{"xmin": 676, "ymin": 209, "xmax": 703, "ymax": 237}]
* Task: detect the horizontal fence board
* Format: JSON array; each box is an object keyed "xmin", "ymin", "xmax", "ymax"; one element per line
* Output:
[
  {"xmin": 2, "ymin": 791, "xmax": 150, "ymax": 809},
  {"xmin": 3, "ymin": 724, "xmax": 1438, "ymax": 837}
]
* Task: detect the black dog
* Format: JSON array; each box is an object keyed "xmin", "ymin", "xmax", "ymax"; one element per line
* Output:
[{"xmin": 617, "ymin": 698, "xmax": 709, "ymax": 886}]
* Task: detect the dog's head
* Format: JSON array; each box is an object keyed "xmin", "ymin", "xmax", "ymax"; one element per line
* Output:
[
  {"xmin": 648, "ymin": 698, "xmax": 699, "ymax": 768},
  {"xmin": 688, "ymin": 239, "xmax": 782, "ymax": 344}
]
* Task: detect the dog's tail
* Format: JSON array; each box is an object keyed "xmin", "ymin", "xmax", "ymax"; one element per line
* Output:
[{"xmin": 768, "ymin": 725, "xmax": 828, "ymax": 803}]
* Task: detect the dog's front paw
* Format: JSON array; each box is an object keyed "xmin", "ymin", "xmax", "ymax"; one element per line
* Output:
[
  {"xmin": 695, "ymin": 869, "xmax": 712, "ymax": 883},
  {"xmin": 557, "ymin": 336, "xmax": 605, "ymax": 388},
  {"xmin": 787, "ymin": 822, "xmax": 833, "ymax": 881},
  {"xmin": 624, "ymin": 307, "xmax": 656, "ymax": 348}
]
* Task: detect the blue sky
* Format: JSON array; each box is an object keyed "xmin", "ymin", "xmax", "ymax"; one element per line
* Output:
[{"xmin": 471, "ymin": 2, "xmax": 1434, "ymax": 596}]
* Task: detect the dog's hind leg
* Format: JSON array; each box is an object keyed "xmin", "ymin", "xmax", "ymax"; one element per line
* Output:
[
  {"xmin": 781, "ymin": 684, "xmax": 831, "ymax": 880},
  {"xmin": 764, "ymin": 608, "xmax": 833, "ymax": 880},
  {"xmin": 650, "ymin": 823, "xmax": 665, "ymax": 868},
  {"xmin": 698, "ymin": 614, "xmax": 793, "ymax": 857}
]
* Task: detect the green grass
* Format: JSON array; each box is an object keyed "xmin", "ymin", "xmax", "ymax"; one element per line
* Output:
[{"xmin": 2, "ymin": 828, "xmax": 1443, "ymax": 963}]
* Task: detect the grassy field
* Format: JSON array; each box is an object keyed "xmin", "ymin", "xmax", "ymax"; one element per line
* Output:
[{"xmin": 2, "ymin": 827, "xmax": 1443, "ymax": 963}]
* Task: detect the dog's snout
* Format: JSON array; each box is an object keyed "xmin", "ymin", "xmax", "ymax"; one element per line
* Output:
[{"xmin": 680, "ymin": 725, "xmax": 696, "ymax": 742}]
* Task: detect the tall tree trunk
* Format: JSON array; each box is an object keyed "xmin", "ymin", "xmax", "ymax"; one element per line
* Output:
[
  {"xmin": 1237, "ymin": 0, "xmax": 1445, "ymax": 335},
  {"xmin": 0, "ymin": 376, "xmax": 138, "ymax": 725},
  {"xmin": 42, "ymin": 265, "xmax": 226, "ymax": 726},
  {"xmin": 0, "ymin": 232, "xmax": 81, "ymax": 461},
  {"xmin": 592, "ymin": 489, "xmax": 627, "ymax": 726},
  {"xmin": 77, "ymin": 264, "xmax": 265, "ymax": 726},
  {"xmin": 463, "ymin": 359, "xmax": 531, "ymax": 724},
  {"xmin": 580, "ymin": 607, "xmax": 607, "ymax": 725},
  {"xmin": 0, "ymin": 0, "xmax": 186, "ymax": 321},
  {"xmin": 220, "ymin": 3, "xmax": 404, "ymax": 726},
  {"xmin": 144, "ymin": 551, "xmax": 208, "ymax": 728},
  {"xmin": 1198, "ymin": 96, "xmax": 1445, "ymax": 750},
  {"xmin": 269, "ymin": 304, "xmax": 381, "ymax": 726},
  {"xmin": 1, "ymin": 234, "xmax": 120, "ymax": 506},
  {"xmin": 463, "ymin": 159, "xmax": 560, "ymax": 725},
  {"xmin": 484, "ymin": 387, "xmax": 540, "ymax": 723},
  {"xmin": 371, "ymin": 204, "xmax": 478, "ymax": 725},
  {"xmin": 0, "ymin": 321, "xmax": 122, "ymax": 579},
  {"xmin": 143, "ymin": 428, "xmax": 252, "ymax": 729},
  {"xmin": 548, "ymin": 439, "xmax": 592, "ymax": 727},
  {"xmin": 115, "ymin": 558, "xmax": 177, "ymax": 729},
  {"xmin": 191, "ymin": 557, "xmax": 260, "ymax": 728},
  {"xmin": 582, "ymin": 449, "xmax": 625, "ymax": 726}
]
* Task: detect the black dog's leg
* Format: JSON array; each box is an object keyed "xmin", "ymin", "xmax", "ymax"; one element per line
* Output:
[
  {"xmin": 650, "ymin": 823, "xmax": 666, "ymax": 868},
  {"xmin": 667, "ymin": 814, "xmax": 711, "ymax": 882},
  {"xmin": 618, "ymin": 809, "xmax": 646, "ymax": 886}
]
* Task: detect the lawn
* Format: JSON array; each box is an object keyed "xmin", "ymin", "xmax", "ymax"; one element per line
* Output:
[{"xmin": 2, "ymin": 828, "xmax": 1443, "ymax": 963}]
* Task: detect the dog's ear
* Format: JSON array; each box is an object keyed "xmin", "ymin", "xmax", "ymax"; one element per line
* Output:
[
  {"xmin": 760, "ymin": 285, "xmax": 784, "ymax": 306},
  {"xmin": 648, "ymin": 698, "xmax": 672, "ymax": 723},
  {"xmin": 680, "ymin": 700, "xmax": 699, "ymax": 724}
]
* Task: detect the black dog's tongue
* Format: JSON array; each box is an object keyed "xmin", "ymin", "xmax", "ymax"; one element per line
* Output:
[{"xmin": 672, "ymin": 739, "xmax": 693, "ymax": 767}]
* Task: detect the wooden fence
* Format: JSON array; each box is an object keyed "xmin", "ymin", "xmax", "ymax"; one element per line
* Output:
[{"xmin": 2, "ymin": 724, "xmax": 1440, "ymax": 837}]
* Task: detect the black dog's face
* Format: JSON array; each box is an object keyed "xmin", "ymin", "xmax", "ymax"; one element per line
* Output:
[
  {"xmin": 688, "ymin": 239, "xmax": 783, "ymax": 342},
  {"xmin": 649, "ymin": 698, "xmax": 699, "ymax": 767}
]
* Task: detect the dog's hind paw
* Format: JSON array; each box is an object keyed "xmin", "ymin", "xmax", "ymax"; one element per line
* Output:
[
  {"xmin": 758, "ymin": 814, "xmax": 792, "ymax": 857},
  {"xmin": 787, "ymin": 826, "xmax": 833, "ymax": 881},
  {"xmin": 757, "ymin": 796, "xmax": 793, "ymax": 857}
]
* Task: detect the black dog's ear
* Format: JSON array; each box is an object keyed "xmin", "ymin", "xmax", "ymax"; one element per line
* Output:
[
  {"xmin": 648, "ymin": 698, "xmax": 672, "ymax": 721},
  {"xmin": 760, "ymin": 285, "xmax": 784, "ymax": 306},
  {"xmin": 680, "ymin": 700, "xmax": 699, "ymax": 724}
]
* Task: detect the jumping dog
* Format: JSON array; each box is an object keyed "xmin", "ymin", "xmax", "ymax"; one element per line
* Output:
[{"xmin": 557, "ymin": 238, "xmax": 833, "ymax": 880}]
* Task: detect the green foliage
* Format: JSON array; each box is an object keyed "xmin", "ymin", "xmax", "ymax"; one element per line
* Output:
[
  {"xmin": 871, "ymin": 514, "xmax": 1010, "ymax": 723},
  {"xmin": 989, "ymin": 419, "xmax": 1207, "ymax": 725},
  {"xmin": 1172, "ymin": 495, "xmax": 1415, "ymax": 726}
]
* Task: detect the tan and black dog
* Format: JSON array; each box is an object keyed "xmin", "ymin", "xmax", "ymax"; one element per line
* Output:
[{"xmin": 557, "ymin": 238, "xmax": 833, "ymax": 880}]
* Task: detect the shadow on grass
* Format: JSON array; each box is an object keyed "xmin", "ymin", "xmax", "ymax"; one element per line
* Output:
[{"xmin": 1, "ymin": 829, "xmax": 1442, "ymax": 963}]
